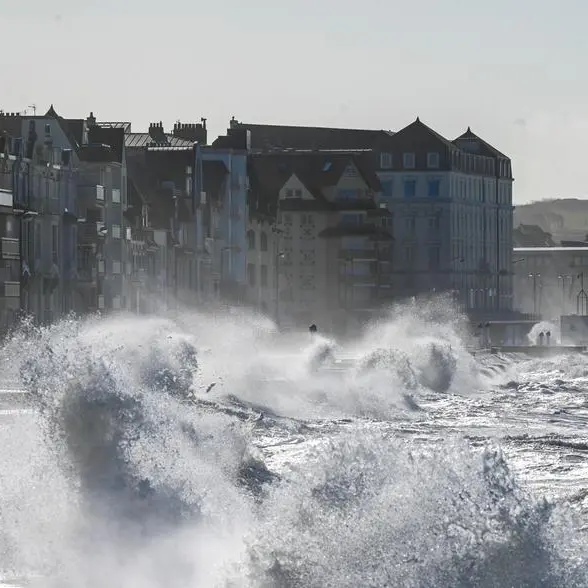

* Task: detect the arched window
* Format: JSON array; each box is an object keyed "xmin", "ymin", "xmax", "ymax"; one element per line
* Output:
[
  {"xmin": 260, "ymin": 231, "xmax": 268, "ymax": 252},
  {"xmin": 247, "ymin": 229, "xmax": 256, "ymax": 250}
]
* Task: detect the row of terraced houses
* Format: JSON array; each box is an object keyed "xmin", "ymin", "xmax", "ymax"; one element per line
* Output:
[{"xmin": 0, "ymin": 106, "xmax": 515, "ymax": 334}]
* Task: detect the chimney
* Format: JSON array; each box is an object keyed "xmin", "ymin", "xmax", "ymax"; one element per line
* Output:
[
  {"xmin": 148, "ymin": 121, "xmax": 167, "ymax": 143},
  {"xmin": 171, "ymin": 120, "xmax": 207, "ymax": 145},
  {"xmin": 86, "ymin": 111, "xmax": 96, "ymax": 127}
]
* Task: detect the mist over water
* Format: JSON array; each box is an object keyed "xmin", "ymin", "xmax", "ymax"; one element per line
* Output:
[{"xmin": 0, "ymin": 302, "xmax": 587, "ymax": 587}]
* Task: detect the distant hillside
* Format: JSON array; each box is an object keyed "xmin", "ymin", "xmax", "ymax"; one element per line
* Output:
[{"xmin": 514, "ymin": 199, "xmax": 588, "ymax": 243}]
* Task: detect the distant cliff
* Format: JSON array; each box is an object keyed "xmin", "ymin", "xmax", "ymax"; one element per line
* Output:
[{"xmin": 514, "ymin": 199, "xmax": 588, "ymax": 243}]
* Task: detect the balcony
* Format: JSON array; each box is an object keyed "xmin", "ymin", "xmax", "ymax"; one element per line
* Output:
[
  {"xmin": 30, "ymin": 195, "xmax": 61, "ymax": 215},
  {"xmin": 78, "ymin": 185, "xmax": 105, "ymax": 209},
  {"xmin": 339, "ymin": 248, "xmax": 379, "ymax": 261},
  {"xmin": 0, "ymin": 238, "xmax": 19, "ymax": 260},
  {"xmin": 0, "ymin": 281, "xmax": 20, "ymax": 299},
  {"xmin": 77, "ymin": 266, "xmax": 97, "ymax": 283},
  {"xmin": 63, "ymin": 189, "xmax": 78, "ymax": 218},
  {"xmin": 78, "ymin": 222, "xmax": 107, "ymax": 244}
]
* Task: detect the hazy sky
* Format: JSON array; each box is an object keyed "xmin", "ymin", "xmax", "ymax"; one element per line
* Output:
[{"xmin": 3, "ymin": 0, "xmax": 587, "ymax": 204}]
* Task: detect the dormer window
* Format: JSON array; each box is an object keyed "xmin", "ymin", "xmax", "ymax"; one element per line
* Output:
[
  {"xmin": 403, "ymin": 152, "xmax": 415, "ymax": 169},
  {"xmin": 380, "ymin": 153, "xmax": 393, "ymax": 169},
  {"xmin": 427, "ymin": 152, "xmax": 439, "ymax": 169}
]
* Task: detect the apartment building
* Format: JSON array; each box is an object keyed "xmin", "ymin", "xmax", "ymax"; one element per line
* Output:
[
  {"xmin": 205, "ymin": 128, "xmax": 250, "ymax": 303},
  {"xmin": 125, "ymin": 122, "xmax": 200, "ymax": 311},
  {"xmin": 232, "ymin": 117, "xmax": 514, "ymax": 318},
  {"xmin": 0, "ymin": 186, "xmax": 19, "ymax": 334},
  {"xmin": 247, "ymin": 151, "xmax": 390, "ymax": 328}
]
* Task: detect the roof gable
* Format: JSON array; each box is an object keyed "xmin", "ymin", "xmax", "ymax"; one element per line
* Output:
[
  {"xmin": 279, "ymin": 173, "xmax": 316, "ymax": 201},
  {"xmin": 388, "ymin": 117, "xmax": 455, "ymax": 151},
  {"xmin": 248, "ymin": 151, "xmax": 381, "ymax": 217},
  {"xmin": 453, "ymin": 127, "xmax": 508, "ymax": 159}
]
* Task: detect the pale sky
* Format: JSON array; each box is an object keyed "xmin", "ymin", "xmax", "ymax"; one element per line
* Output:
[{"xmin": 3, "ymin": 0, "xmax": 587, "ymax": 203}]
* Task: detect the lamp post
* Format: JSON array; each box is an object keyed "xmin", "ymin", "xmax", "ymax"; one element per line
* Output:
[
  {"xmin": 558, "ymin": 274, "xmax": 572, "ymax": 316},
  {"xmin": 274, "ymin": 249, "xmax": 285, "ymax": 326},
  {"xmin": 13, "ymin": 208, "xmax": 38, "ymax": 318},
  {"xmin": 219, "ymin": 245, "xmax": 240, "ymax": 301},
  {"xmin": 529, "ymin": 272, "xmax": 540, "ymax": 318},
  {"xmin": 576, "ymin": 271, "xmax": 588, "ymax": 316},
  {"xmin": 271, "ymin": 225, "xmax": 285, "ymax": 326}
]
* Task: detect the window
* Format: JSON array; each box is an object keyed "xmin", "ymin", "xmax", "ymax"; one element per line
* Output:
[
  {"xmin": 261, "ymin": 265, "xmax": 268, "ymax": 287},
  {"xmin": 403, "ymin": 180, "xmax": 416, "ymax": 198},
  {"xmin": 247, "ymin": 263, "xmax": 256, "ymax": 286},
  {"xmin": 112, "ymin": 189, "xmax": 121, "ymax": 204},
  {"xmin": 260, "ymin": 231, "xmax": 268, "ymax": 251},
  {"xmin": 112, "ymin": 261, "xmax": 121, "ymax": 274},
  {"xmin": 405, "ymin": 216, "xmax": 415, "ymax": 232},
  {"xmin": 301, "ymin": 214, "xmax": 314, "ymax": 226},
  {"xmin": 404, "ymin": 246, "xmax": 414, "ymax": 263},
  {"xmin": 340, "ymin": 213, "xmax": 363, "ymax": 226},
  {"xmin": 380, "ymin": 153, "xmax": 393, "ymax": 169},
  {"xmin": 51, "ymin": 225, "xmax": 59, "ymax": 263},
  {"xmin": 427, "ymin": 179, "xmax": 440, "ymax": 198},
  {"xmin": 428, "ymin": 246, "xmax": 440, "ymax": 269},
  {"xmin": 337, "ymin": 189, "xmax": 358, "ymax": 201},
  {"xmin": 112, "ymin": 295, "xmax": 121, "ymax": 310},
  {"xmin": 403, "ymin": 153, "xmax": 415, "ymax": 168},
  {"xmin": 427, "ymin": 152, "xmax": 440, "ymax": 168},
  {"xmin": 294, "ymin": 189, "xmax": 302, "ymax": 198},
  {"xmin": 381, "ymin": 215, "xmax": 394, "ymax": 229},
  {"xmin": 429, "ymin": 212, "xmax": 441, "ymax": 230},
  {"xmin": 96, "ymin": 185, "xmax": 105, "ymax": 201},
  {"xmin": 247, "ymin": 229, "xmax": 255, "ymax": 250},
  {"xmin": 381, "ymin": 180, "xmax": 393, "ymax": 197},
  {"xmin": 112, "ymin": 225, "xmax": 121, "ymax": 239},
  {"xmin": 341, "ymin": 237, "xmax": 365, "ymax": 250},
  {"xmin": 285, "ymin": 189, "xmax": 294, "ymax": 198}
]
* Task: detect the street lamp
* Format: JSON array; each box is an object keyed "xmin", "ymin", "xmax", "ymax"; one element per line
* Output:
[
  {"xmin": 576, "ymin": 271, "xmax": 588, "ymax": 316},
  {"xmin": 271, "ymin": 225, "xmax": 285, "ymax": 325},
  {"xmin": 13, "ymin": 208, "xmax": 38, "ymax": 317},
  {"xmin": 558, "ymin": 274, "xmax": 572, "ymax": 316},
  {"xmin": 274, "ymin": 249, "xmax": 285, "ymax": 325},
  {"xmin": 220, "ymin": 245, "xmax": 240, "ymax": 300},
  {"xmin": 529, "ymin": 272, "xmax": 541, "ymax": 317}
]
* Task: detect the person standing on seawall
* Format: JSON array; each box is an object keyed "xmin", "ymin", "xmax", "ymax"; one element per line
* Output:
[{"xmin": 309, "ymin": 324, "xmax": 318, "ymax": 338}]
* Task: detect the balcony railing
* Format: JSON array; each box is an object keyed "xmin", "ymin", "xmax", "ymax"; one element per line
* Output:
[
  {"xmin": 0, "ymin": 238, "xmax": 19, "ymax": 260},
  {"xmin": 1, "ymin": 281, "xmax": 20, "ymax": 299},
  {"xmin": 77, "ymin": 265, "xmax": 96, "ymax": 283},
  {"xmin": 339, "ymin": 248, "xmax": 379, "ymax": 261},
  {"xmin": 63, "ymin": 188, "xmax": 78, "ymax": 217}
]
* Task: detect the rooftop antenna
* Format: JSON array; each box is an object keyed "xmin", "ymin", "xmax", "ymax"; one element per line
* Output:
[{"xmin": 28, "ymin": 104, "xmax": 37, "ymax": 116}]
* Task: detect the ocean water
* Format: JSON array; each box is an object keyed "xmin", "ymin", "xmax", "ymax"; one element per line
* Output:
[{"xmin": 0, "ymin": 303, "xmax": 587, "ymax": 587}]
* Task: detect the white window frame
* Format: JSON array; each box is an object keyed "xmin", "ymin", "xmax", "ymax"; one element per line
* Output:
[
  {"xmin": 112, "ymin": 225, "xmax": 121, "ymax": 239},
  {"xmin": 403, "ymin": 152, "xmax": 415, "ymax": 169},
  {"xmin": 380, "ymin": 153, "xmax": 393, "ymax": 169},
  {"xmin": 112, "ymin": 261, "xmax": 121, "ymax": 274},
  {"xmin": 112, "ymin": 188, "xmax": 121, "ymax": 203},
  {"xmin": 427, "ymin": 152, "xmax": 440, "ymax": 169}
]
